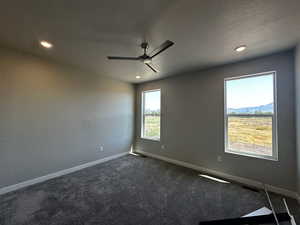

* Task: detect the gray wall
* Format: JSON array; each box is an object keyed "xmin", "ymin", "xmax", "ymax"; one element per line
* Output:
[
  {"xmin": 135, "ymin": 50, "xmax": 297, "ymax": 191},
  {"xmin": 0, "ymin": 47, "xmax": 134, "ymax": 188},
  {"xmin": 296, "ymin": 44, "xmax": 300, "ymax": 194}
]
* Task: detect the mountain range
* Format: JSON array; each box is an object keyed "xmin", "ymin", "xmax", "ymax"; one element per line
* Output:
[{"xmin": 228, "ymin": 103, "xmax": 273, "ymax": 114}]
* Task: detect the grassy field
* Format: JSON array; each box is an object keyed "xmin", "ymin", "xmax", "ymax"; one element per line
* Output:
[
  {"xmin": 144, "ymin": 115, "xmax": 160, "ymax": 139},
  {"xmin": 228, "ymin": 116, "xmax": 273, "ymax": 156}
]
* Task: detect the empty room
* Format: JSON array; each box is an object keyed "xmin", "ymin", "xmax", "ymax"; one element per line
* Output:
[{"xmin": 1, "ymin": 0, "xmax": 300, "ymax": 224}]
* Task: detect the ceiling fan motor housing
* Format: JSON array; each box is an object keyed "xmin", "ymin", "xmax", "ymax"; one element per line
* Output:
[
  {"xmin": 140, "ymin": 43, "xmax": 151, "ymax": 63},
  {"xmin": 142, "ymin": 58, "xmax": 152, "ymax": 64}
]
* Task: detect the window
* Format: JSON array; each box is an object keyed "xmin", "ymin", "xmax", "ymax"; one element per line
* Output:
[
  {"xmin": 141, "ymin": 89, "xmax": 161, "ymax": 140},
  {"xmin": 224, "ymin": 72, "xmax": 277, "ymax": 160}
]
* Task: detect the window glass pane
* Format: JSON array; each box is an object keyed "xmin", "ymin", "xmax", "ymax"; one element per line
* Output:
[
  {"xmin": 143, "ymin": 90, "xmax": 160, "ymax": 140},
  {"xmin": 226, "ymin": 74, "xmax": 274, "ymax": 115},
  {"xmin": 225, "ymin": 73, "xmax": 276, "ymax": 159},
  {"xmin": 144, "ymin": 115, "xmax": 160, "ymax": 139},
  {"xmin": 228, "ymin": 116, "xmax": 273, "ymax": 156}
]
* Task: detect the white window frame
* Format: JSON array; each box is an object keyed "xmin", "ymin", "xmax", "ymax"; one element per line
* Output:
[
  {"xmin": 141, "ymin": 89, "xmax": 161, "ymax": 141},
  {"xmin": 224, "ymin": 71, "xmax": 278, "ymax": 161}
]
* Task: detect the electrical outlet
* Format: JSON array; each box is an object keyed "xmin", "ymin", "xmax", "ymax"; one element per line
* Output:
[
  {"xmin": 217, "ymin": 155, "xmax": 222, "ymax": 162},
  {"xmin": 161, "ymin": 145, "xmax": 165, "ymax": 150},
  {"xmin": 96, "ymin": 145, "xmax": 104, "ymax": 152}
]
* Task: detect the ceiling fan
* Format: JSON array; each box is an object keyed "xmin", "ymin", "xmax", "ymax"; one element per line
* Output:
[{"xmin": 107, "ymin": 40, "xmax": 174, "ymax": 73}]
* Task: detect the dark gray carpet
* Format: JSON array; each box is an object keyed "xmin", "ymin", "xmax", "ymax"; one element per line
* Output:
[{"xmin": 0, "ymin": 154, "xmax": 299, "ymax": 225}]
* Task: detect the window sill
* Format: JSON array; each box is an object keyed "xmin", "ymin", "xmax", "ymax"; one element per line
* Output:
[
  {"xmin": 140, "ymin": 137, "xmax": 160, "ymax": 142},
  {"xmin": 225, "ymin": 149, "xmax": 278, "ymax": 161}
]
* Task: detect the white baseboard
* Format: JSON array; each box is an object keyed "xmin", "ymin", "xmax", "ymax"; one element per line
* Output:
[
  {"xmin": 0, "ymin": 152, "xmax": 128, "ymax": 196},
  {"xmin": 136, "ymin": 150, "xmax": 298, "ymax": 200}
]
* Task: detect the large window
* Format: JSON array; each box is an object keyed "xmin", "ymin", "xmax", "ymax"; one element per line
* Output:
[
  {"xmin": 224, "ymin": 72, "xmax": 277, "ymax": 160},
  {"xmin": 141, "ymin": 89, "xmax": 161, "ymax": 140}
]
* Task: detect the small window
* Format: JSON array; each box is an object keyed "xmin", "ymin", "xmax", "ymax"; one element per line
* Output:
[
  {"xmin": 224, "ymin": 72, "xmax": 277, "ymax": 160},
  {"xmin": 141, "ymin": 89, "xmax": 161, "ymax": 141}
]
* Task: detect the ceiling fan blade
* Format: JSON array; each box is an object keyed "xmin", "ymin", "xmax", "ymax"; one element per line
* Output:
[
  {"xmin": 107, "ymin": 56, "xmax": 140, "ymax": 60},
  {"xmin": 150, "ymin": 40, "xmax": 174, "ymax": 59},
  {"xmin": 145, "ymin": 63, "xmax": 159, "ymax": 73}
]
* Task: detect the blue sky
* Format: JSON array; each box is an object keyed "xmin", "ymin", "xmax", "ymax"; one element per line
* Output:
[
  {"xmin": 226, "ymin": 74, "xmax": 274, "ymax": 109},
  {"xmin": 144, "ymin": 90, "xmax": 160, "ymax": 110}
]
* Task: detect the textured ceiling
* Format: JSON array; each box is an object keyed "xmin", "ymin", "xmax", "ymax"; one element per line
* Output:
[{"xmin": 1, "ymin": 0, "xmax": 300, "ymax": 83}]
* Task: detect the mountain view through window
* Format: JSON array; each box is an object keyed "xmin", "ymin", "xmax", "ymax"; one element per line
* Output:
[{"xmin": 225, "ymin": 73, "xmax": 277, "ymax": 160}]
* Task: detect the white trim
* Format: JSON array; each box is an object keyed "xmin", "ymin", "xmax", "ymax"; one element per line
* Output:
[
  {"xmin": 140, "ymin": 137, "xmax": 160, "ymax": 142},
  {"xmin": 141, "ymin": 89, "xmax": 161, "ymax": 141},
  {"xmin": 0, "ymin": 152, "xmax": 128, "ymax": 196},
  {"xmin": 136, "ymin": 150, "xmax": 298, "ymax": 200},
  {"xmin": 224, "ymin": 71, "xmax": 278, "ymax": 161}
]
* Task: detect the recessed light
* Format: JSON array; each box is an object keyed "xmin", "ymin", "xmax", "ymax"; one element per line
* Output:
[
  {"xmin": 136, "ymin": 76, "xmax": 141, "ymax": 79},
  {"xmin": 235, "ymin": 45, "xmax": 247, "ymax": 52},
  {"xmin": 40, "ymin": 41, "xmax": 53, "ymax": 49}
]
